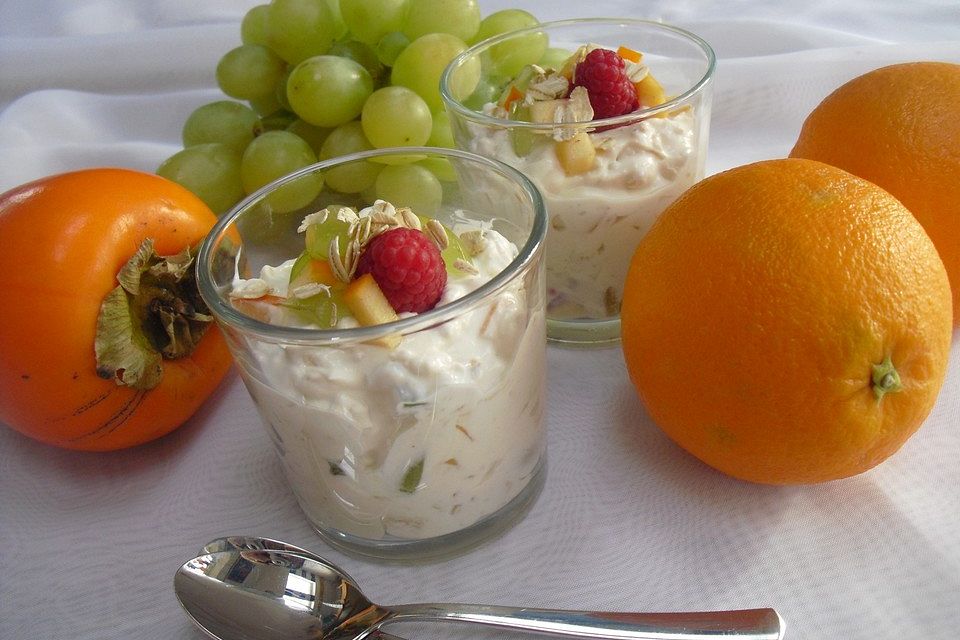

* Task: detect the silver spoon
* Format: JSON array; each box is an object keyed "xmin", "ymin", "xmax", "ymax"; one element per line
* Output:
[
  {"xmin": 174, "ymin": 548, "xmax": 785, "ymax": 640},
  {"xmin": 196, "ymin": 537, "xmax": 405, "ymax": 640}
]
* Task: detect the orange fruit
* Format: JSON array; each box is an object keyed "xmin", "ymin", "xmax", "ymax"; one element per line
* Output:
[
  {"xmin": 789, "ymin": 61, "xmax": 960, "ymax": 324},
  {"xmin": 620, "ymin": 158, "xmax": 953, "ymax": 485}
]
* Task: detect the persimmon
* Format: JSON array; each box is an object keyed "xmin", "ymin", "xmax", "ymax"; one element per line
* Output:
[{"xmin": 0, "ymin": 168, "xmax": 232, "ymax": 451}]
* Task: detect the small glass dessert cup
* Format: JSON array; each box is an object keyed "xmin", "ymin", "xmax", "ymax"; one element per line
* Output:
[
  {"xmin": 197, "ymin": 148, "xmax": 548, "ymax": 561},
  {"xmin": 441, "ymin": 18, "xmax": 715, "ymax": 346}
]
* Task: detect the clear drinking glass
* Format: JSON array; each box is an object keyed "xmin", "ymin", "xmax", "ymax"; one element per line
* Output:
[
  {"xmin": 441, "ymin": 18, "xmax": 715, "ymax": 346},
  {"xmin": 197, "ymin": 148, "xmax": 548, "ymax": 561}
]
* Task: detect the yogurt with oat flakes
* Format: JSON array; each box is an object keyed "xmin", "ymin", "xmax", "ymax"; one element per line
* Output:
[
  {"xmin": 232, "ymin": 222, "xmax": 546, "ymax": 541},
  {"xmin": 467, "ymin": 108, "xmax": 699, "ymax": 319}
]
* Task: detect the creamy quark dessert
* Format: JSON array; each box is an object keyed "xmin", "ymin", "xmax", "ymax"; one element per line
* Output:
[
  {"xmin": 445, "ymin": 36, "xmax": 712, "ymax": 335},
  {"xmin": 470, "ymin": 101, "xmax": 697, "ymax": 319},
  {"xmin": 228, "ymin": 200, "xmax": 545, "ymax": 542}
]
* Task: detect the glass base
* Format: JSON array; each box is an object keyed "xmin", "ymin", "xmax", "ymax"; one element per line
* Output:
[
  {"xmin": 308, "ymin": 455, "xmax": 547, "ymax": 563},
  {"xmin": 547, "ymin": 316, "xmax": 621, "ymax": 347}
]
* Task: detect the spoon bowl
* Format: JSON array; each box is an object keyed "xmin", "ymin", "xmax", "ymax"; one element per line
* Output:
[
  {"xmin": 175, "ymin": 550, "xmax": 379, "ymax": 640},
  {"xmin": 175, "ymin": 548, "xmax": 784, "ymax": 640},
  {"xmin": 195, "ymin": 537, "xmax": 406, "ymax": 640},
  {"xmin": 199, "ymin": 536, "xmax": 362, "ymax": 587}
]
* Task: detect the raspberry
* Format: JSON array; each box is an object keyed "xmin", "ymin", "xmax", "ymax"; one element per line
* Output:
[
  {"xmin": 573, "ymin": 48, "xmax": 639, "ymax": 119},
  {"xmin": 354, "ymin": 227, "xmax": 447, "ymax": 313}
]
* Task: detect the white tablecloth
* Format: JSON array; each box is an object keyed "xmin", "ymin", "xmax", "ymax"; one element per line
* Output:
[{"xmin": 1, "ymin": 2, "xmax": 958, "ymax": 639}]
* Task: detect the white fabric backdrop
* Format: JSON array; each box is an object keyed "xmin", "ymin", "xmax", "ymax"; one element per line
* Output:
[{"xmin": 1, "ymin": 2, "xmax": 959, "ymax": 640}]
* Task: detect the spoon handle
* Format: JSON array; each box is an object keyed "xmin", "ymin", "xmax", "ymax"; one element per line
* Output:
[{"xmin": 380, "ymin": 604, "xmax": 783, "ymax": 640}]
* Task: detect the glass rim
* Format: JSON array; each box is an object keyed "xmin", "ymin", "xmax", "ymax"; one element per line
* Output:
[
  {"xmin": 440, "ymin": 16, "xmax": 717, "ymax": 130},
  {"xmin": 196, "ymin": 146, "xmax": 547, "ymax": 346}
]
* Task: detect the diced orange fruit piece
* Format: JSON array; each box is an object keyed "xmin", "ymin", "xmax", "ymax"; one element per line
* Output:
[
  {"xmin": 343, "ymin": 273, "xmax": 401, "ymax": 347},
  {"xmin": 617, "ymin": 46, "xmax": 643, "ymax": 64},
  {"xmin": 502, "ymin": 85, "xmax": 524, "ymax": 110},
  {"xmin": 555, "ymin": 131, "xmax": 596, "ymax": 176},
  {"xmin": 231, "ymin": 295, "xmax": 286, "ymax": 323}
]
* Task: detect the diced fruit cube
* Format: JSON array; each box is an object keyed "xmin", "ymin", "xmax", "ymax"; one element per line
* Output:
[
  {"xmin": 616, "ymin": 45, "xmax": 642, "ymax": 64},
  {"xmin": 502, "ymin": 85, "xmax": 524, "ymax": 110},
  {"xmin": 343, "ymin": 273, "xmax": 401, "ymax": 347},
  {"xmin": 344, "ymin": 273, "xmax": 399, "ymax": 325},
  {"xmin": 529, "ymin": 98, "xmax": 566, "ymax": 124},
  {"xmin": 635, "ymin": 73, "xmax": 666, "ymax": 108},
  {"xmin": 555, "ymin": 131, "xmax": 596, "ymax": 176},
  {"xmin": 231, "ymin": 295, "xmax": 285, "ymax": 323},
  {"xmin": 288, "ymin": 251, "xmax": 338, "ymax": 289},
  {"xmin": 497, "ymin": 65, "xmax": 539, "ymax": 108},
  {"xmin": 558, "ymin": 46, "xmax": 587, "ymax": 81}
]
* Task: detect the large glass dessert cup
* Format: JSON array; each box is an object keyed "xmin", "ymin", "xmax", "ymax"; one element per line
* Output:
[
  {"xmin": 197, "ymin": 148, "xmax": 548, "ymax": 561},
  {"xmin": 441, "ymin": 18, "xmax": 715, "ymax": 346}
]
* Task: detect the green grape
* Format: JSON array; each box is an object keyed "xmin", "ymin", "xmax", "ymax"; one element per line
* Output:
[
  {"xmin": 329, "ymin": 40, "xmax": 385, "ymax": 86},
  {"xmin": 470, "ymin": 9, "xmax": 538, "ymax": 44},
  {"xmin": 305, "ymin": 215, "xmax": 351, "ymax": 259},
  {"xmin": 427, "ymin": 107, "xmax": 454, "ymax": 148},
  {"xmin": 216, "ymin": 44, "xmax": 287, "ymax": 100},
  {"xmin": 476, "ymin": 11, "xmax": 546, "ymax": 78},
  {"xmin": 417, "ymin": 156, "xmax": 456, "ymax": 182},
  {"xmin": 287, "ymin": 55, "xmax": 373, "ymax": 127},
  {"xmin": 241, "ymin": 4, "xmax": 271, "ymax": 45},
  {"xmin": 266, "ymin": 0, "xmax": 336, "ymax": 65},
  {"xmin": 375, "ymin": 31, "xmax": 409, "ymax": 66},
  {"xmin": 182, "ymin": 101, "xmax": 258, "ymax": 150},
  {"xmin": 249, "ymin": 92, "xmax": 284, "ymax": 116},
  {"xmin": 285, "ymin": 252, "xmax": 348, "ymax": 326},
  {"xmin": 359, "ymin": 182, "xmax": 378, "ymax": 203},
  {"xmin": 374, "ymin": 164, "xmax": 442, "ymax": 216},
  {"xmin": 255, "ymin": 110, "xmax": 297, "ymax": 133},
  {"xmin": 391, "ymin": 32, "xmax": 477, "ymax": 111},
  {"xmin": 538, "ymin": 47, "xmax": 573, "ymax": 72},
  {"xmin": 287, "ymin": 118, "xmax": 332, "ymax": 153},
  {"xmin": 284, "ymin": 292, "xmax": 341, "ymax": 327},
  {"xmin": 319, "ymin": 121, "xmax": 381, "ymax": 193},
  {"xmin": 416, "ymin": 213, "xmax": 470, "ymax": 273},
  {"xmin": 462, "ymin": 77, "xmax": 501, "ymax": 110},
  {"xmin": 369, "ymin": 153, "xmax": 427, "ymax": 166},
  {"xmin": 361, "ymin": 86, "xmax": 432, "ymax": 149},
  {"xmin": 241, "ymin": 130, "xmax": 323, "ymax": 213},
  {"xmin": 508, "ymin": 101, "xmax": 534, "ymax": 155},
  {"xmin": 157, "ymin": 143, "xmax": 244, "ymax": 215},
  {"xmin": 324, "ymin": 0, "xmax": 348, "ymax": 40},
  {"xmin": 275, "ymin": 66, "xmax": 293, "ymax": 111},
  {"xmin": 340, "ymin": 0, "xmax": 408, "ymax": 45},
  {"xmin": 402, "ymin": 0, "xmax": 480, "ymax": 42},
  {"xmin": 289, "ymin": 250, "xmax": 313, "ymax": 282},
  {"xmin": 275, "ymin": 252, "xmax": 346, "ymax": 327}
]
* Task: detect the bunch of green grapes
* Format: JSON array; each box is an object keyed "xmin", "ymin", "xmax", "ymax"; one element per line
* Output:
[{"xmin": 158, "ymin": 0, "xmax": 541, "ymax": 216}]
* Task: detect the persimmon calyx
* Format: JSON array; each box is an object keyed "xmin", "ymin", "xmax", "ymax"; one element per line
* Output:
[
  {"xmin": 871, "ymin": 355, "xmax": 903, "ymax": 401},
  {"xmin": 94, "ymin": 238, "xmax": 214, "ymax": 390}
]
